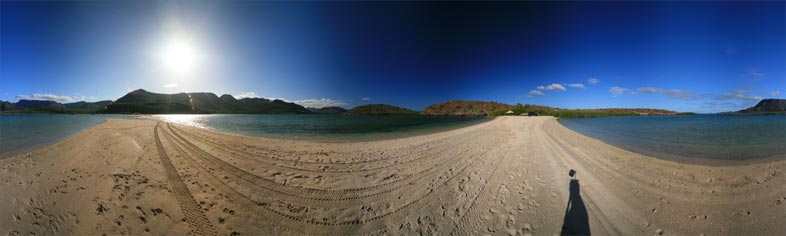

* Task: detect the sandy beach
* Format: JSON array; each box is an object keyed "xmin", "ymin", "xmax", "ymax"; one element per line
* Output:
[{"xmin": 1, "ymin": 116, "xmax": 784, "ymax": 235}]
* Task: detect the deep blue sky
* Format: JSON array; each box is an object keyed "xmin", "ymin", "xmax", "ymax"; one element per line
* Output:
[{"xmin": 1, "ymin": 1, "xmax": 784, "ymax": 112}]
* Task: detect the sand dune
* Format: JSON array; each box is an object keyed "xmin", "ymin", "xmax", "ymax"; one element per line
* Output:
[{"xmin": 1, "ymin": 116, "xmax": 784, "ymax": 235}]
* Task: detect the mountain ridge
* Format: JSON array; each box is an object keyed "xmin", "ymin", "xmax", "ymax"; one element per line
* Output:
[
  {"xmin": 0, "ymin": 99, "xmax": 113, "ymax": 114},
  {"xmin": 98, "ymin": 89, "xmax": 312, "ymax": 114},
  {"xmin": 722, "ymin": 99, "xmax": 786, "ymax": 114},
  {"xmin": 1, "ymin": 89, "xmax": 706, "ymax": 117}
]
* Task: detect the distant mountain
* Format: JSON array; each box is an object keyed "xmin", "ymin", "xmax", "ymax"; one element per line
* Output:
[
  {"xmin": 0, "ymin": 100, "xmax": 15, "ymax": 111},
  {"xmin": 345, "ymin": 104, "xmax": 417, "ymax": 115},
  {"xmin": 309, "ymin": 106, "xmax": 348, "ymax": 114},
  {"xmin": 64, "ymin": 100, "xmax": 114, "ymax": 110},
  {"xmin": 421, "ymin": 100, "xmax": 514, "ymax": 116},
  {"xmin": 723, "ymin": 99, "xmax": 786, "ymax": 114},
  {"xmin": 98, "ymin": 89, "xmax": 312, "ymax": 114},
  {"xmin": 16, "ymin": 99, "xmax": 65, "ymax": 110},
  {"xmin": 0, "ymin": 99, "xmax": 112, "ymax": 114}
]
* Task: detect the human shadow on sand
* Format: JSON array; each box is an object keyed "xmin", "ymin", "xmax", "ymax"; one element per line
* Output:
[{"xmin": 561, "ymin": 169, "xmax": 590, "ymax": 236}]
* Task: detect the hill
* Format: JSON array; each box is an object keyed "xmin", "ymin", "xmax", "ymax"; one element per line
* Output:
[
  {"xmin": 0, "ymin": 99, "xmax": 113, "ymax": 114},
  {"xmin": 64, "ymin": 100, "xmax": 114, "ymax": 111},
  {"xmin": 16, "ymin": 100, "xmax": 65, "ymax": 110},
  {"xmin": 345, "ymin": 104, "xmax": 417, "ymax": 115},
  {"xmin": 722, "ymin": 99, "xmax": 786, "ymax": 114},
  {"xmin": 421, "ymin": 100, "xmax": 513, "ymax": 116},
  {"xmin": 99, "ymin": 89, "xmax": 312, "ymax": 114},
  {"xmin": 309, "ymin": 106, "xmax": 348, "ymax": 114}
]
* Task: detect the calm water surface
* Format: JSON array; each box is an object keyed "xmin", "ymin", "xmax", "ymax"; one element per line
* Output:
[
  {"xmin": 0, "ymin": 114, "xmax": 124, "ymax": 157},
  {"xmin": 559, "ymin": 114, "xmax": 786, "ymax": 163},
  {"xmin": 151, "ymin": 114, "xmax": 490, "ymax": 141}
]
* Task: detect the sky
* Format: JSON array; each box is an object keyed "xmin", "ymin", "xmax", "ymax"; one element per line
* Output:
[{"xmin": 1, "ymin": 1, "xmax": 784, "ymax": 113}]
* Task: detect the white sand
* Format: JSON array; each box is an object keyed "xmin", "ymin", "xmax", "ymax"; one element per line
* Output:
[{"xmin": 0, "ymin": 116, "xmax": 784, "ymax": 235}]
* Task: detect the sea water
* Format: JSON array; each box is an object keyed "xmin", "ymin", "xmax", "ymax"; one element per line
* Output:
[
  {"xmin": 150, "ymin": 114, "xmax": 490, "ymax": 142},
  {"xmin": 0, "ymin": 114, "xmax": 123, "ymax": 157},
  {"xmin": 559, "ymin": 114, "xmax": 786, "ymax": 163},
  {"xmin": 0, "ymin": 114, "xmax": 489, "ymax": 156}
]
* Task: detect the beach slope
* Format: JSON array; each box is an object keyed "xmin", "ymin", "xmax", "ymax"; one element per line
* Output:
[{"xmin": 1, "ymin": 117, "xmax": 783, "ymax": 235}]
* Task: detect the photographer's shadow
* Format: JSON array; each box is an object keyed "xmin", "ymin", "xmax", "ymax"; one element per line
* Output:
[{"xmin": 561, "ymin": 169, "xmax": 590, "ymax": 236}]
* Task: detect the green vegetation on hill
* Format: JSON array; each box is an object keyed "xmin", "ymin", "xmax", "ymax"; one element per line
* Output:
[
  {"xmin": 721, "ymin": 99, "xmax": 786, "ymax": 114},
  {"xmin": 345, "ymin": 104, "xmax": 417, "ymax": 115},
  {"xmin": 99, "ymin": 89, "xmax": 311, "ymax": 114},
  {"xmin": 421, "ymin": 100, "xmax": 513, "ymax": 116}
]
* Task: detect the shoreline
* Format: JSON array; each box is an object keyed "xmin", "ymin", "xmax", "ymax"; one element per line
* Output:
[
  {"xmin": 557, "ymin": 115, "xmax": 786, "ymax": 166},
  {"xmin": 0, "ymin": 117, "xmax": 114, "ymax": 160},
  {"xmin": 1, "ymin": 114, "xmax": 780, "ymax": 166},
  {"xmin": 131, "ymin": 115, "xmax": 786, "ymax": 165},
  {"xmin": 1, "ymin": 117, "xmax": 784, "ymax": 235},
  {"xmin": 135, "ymin": 114, "xmax": 493, "ymax": 143}
]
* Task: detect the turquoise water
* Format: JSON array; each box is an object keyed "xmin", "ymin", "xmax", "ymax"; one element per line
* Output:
[
  {"xmin": 0, "ymin": 114, "xmax": 123, "ymax": 157},
  {"xmin": 0, "ymin": 114, "xmax": 488, "ymax": 156},
  {"xmin": 559, "ymin": 115, "xmax": 786, "ymax": 163},
  {"xmin": 150, "ymin": 114, "xmax": 490, "ymax": 141}
]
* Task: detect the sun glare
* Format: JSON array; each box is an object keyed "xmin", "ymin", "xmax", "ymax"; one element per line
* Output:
[{"xmin": 160, "ymin": 40, "xmax": 197, "ymax": 74}]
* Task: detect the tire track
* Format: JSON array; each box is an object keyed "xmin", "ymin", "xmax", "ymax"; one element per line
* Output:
[
  {"xmin": 154, "ymin": 122, "xmax": 219, "ymax": 236},
  {"xmin": 165, "ymin": 122, "xmax": 494, "ymax": 207},
  {"xmin": 160, "ymin": 122, "xmax": 399, "ymax": 235},
  {"xmin": 161, "ymin": 121, "xmax": 501, "ymax": 229},
  {"xmin": 170, "ymin": 123, "xmax": 484, "ymax": 173},
  {"xmin": 167, "ymin": 123, "xmax": 493, "ymax": 199},
  {"xmin": 173, "ymin": 123, "xmax": 485, "ymax": 165},
  {"xmin": 448, "ymin": 130, "xmax": 515, "ymax": 235}
]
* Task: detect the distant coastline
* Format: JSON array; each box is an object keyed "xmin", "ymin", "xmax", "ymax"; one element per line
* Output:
[{"xmin": 3, "ymin": 89, "xmax": 784, "ymax": 117}]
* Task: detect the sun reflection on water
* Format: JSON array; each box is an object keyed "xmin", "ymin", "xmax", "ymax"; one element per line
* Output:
[{"xmin": 154, "ymin": 114, "xmax": 210, "ymax": 130}]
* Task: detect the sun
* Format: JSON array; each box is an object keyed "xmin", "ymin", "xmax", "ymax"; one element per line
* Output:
[{"xmin": 159, "ymin": 39, "xmax": 197, "ymax": 74}]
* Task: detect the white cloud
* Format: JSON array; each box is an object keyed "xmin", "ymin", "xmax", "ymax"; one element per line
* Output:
[
  {"xmin": 567, "ymin": 83, "xmax": 585, "ymax": 89},
  {"xmin": 291, "ymin": 98, "xmax": 348, "ymax": 108},
  {"xmin": 636, "ymin": 87, "xmax": 694, "ymax": 99},
  {"xmin": 636, "ymin": 86, "xmax": 660, "ymax": 93},
  {"xmin": 635, "ymin": 87, "xmax": 765, "ymax": 102},
  {"xmin": 770, "ymin": 91, "xmax": 780, "ymax": 96},
  {"xmin": 15, "ymin": 93, "xmax": 74, "ymax": 102},
  {"xmin": 528, "ymin": 90, "xmax": 545, "ymax": 96},
  {"xmin": 163, "ymin": 83, "xmax": 179, "ymax": 88},
  {"xmin": 235, "ymin": 92, "xmax": 260, "ymax": 99},
  {"xmin": 588, "ymin": 78, "xmax": 599, "ymax": 84},
  {"xmin": 361, "ymin": 97, "xmax": 371, "ymax": 101},
  {"xmin": 609, "ymin": 87, "xmax": 629, "ymax": 97},
  {"xmin": 713, "ymin": 90, "xmax": 762, "ymax": 101},
  {"xmin": 537, "ymin": 83, "xmax": 566, "ymax": 91},
  {"xmin": 663, "ymin": 90, "xmax": 694, "ymax": 99},
  {"xmin": 748, "ymin": 68, "xmax": 765, "ymax": 77}
]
